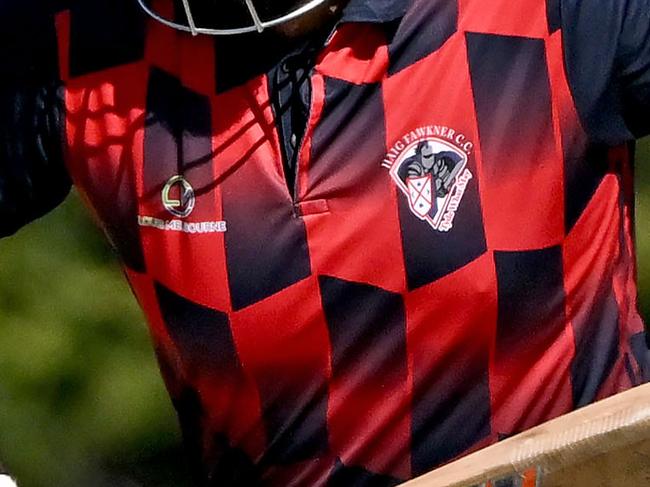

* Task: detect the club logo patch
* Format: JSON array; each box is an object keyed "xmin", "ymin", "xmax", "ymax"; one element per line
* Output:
[
  {"xmin": 137, "ymin": 175, "xmax": 227, "ymax": 235},
  {"xmin": 162, "ymin": 175, "xmax": 195, "ymax": 217},
  {"xmin": 383, "ymin": 125, "xmax": 474, "ymax": 232}
]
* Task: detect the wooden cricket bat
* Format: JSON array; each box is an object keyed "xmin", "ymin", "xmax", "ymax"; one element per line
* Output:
[{"xmin": 401, "ymin": 383, "xmax": 650, "ymax": 487}]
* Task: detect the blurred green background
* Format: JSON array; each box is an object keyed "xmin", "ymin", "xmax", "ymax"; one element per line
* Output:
[{"xmin": 0, "ymin": 141, "xmax": 648, "ymax": 487}]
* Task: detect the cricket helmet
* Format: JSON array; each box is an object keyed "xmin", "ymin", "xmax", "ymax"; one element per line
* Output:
[{"xmin": 137, "ymin": 0, "xmax": 331, "ymax": 36}]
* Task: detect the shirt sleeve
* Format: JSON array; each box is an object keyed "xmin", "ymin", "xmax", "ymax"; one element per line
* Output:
[
  {"xmin": 0, "ymin": 2, "xmax": 71, "ymax": 238},
  {"xmin": 617, "ymin": 0, "xmax": 650, "ymax": 138},
  {"xmin": 562, "ymin": 0, "xmax": 650, "ymax": 142}
]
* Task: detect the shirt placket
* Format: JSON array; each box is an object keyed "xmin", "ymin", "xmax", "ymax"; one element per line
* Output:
[{"xmin": 272, "ymin": 54, "xmax": 312, "ymax": 200}]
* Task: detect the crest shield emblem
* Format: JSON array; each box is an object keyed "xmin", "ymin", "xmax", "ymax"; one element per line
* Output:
[
  {"xmin": 407, "ymin": 175, "xmax": 433, "ymax": 218},
  {"xmin": 382, "ymin": 128, "xmax": 474, "ymax": 232}
]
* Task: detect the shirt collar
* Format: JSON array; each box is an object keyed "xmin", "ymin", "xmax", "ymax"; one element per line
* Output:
[{"xmin": 339, "ymin": 0, "xmax": 409, "ymax": 24}]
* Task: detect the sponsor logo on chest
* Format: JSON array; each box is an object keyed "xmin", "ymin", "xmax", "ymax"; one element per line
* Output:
[
  {"xmin": 137, "ymin": 175, "xmax": 227, "ymax": 234},
  {"xmin": 382, "ymin": 125, "xmax": 474, "ymax": 232}
]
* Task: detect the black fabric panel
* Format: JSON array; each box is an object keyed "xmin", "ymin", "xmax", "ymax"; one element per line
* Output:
[
  {"xmin": 172, "ymin": 387, "xmax": 208, "ymax": 485},
  {"xmin": 388, "ymin": 0, "xmax": 457, "ymax": 75},
  {"xmin": 221, "ymin": 121, "xmax": 311, "ymax": 310},
  {"xmin": 466, "ymin": 33, "xmax": 554, "ymax": 177},
  {"xmin": 630, "ymin": 332, "xmax": 650, "ymax": 383},
  {"xmin": 215, "ymin": 32, "xmax": 288, "ymax": 93},
  {"xmin": 260, "ymin": 381, "xmax": 329, "ymax": 463},
  {"xmin": 625, "ymin": 354, "xmax": 640, "ymax": 387},
  {"xmin": 564, "ymin": 146, "xmax": 609, "ymax": 235},
  {"xmin": 494, "ymin": 247, "xmax": 566, "ymax": 357},
  {"xmin": 319, "ymin": 275, "xmax": 407, "ymax": 383},
  {"xmin": 214, "ymin": 23, "xmax": 330, "ymax": 94},
  {"xmin": 310, "ymin": 77, "xmax": 387, "ymax": 199},
  {"xmin": 222, "ymin": 199, "xmax": 311, "ymax": 311},
  {"xmin": 145, "ymin": 68, "xmax": 185, "ymax": 186},
  {"xmin": 328, "ymin": 458, "xmax": 401, "ymax": 487},
  {"xmin": 546, "ymin": 0, "xmax": 561, "ymax": 33},
  {"xmin": 310, "ymin": 75, "xmax": 385, "ymax": 170},
  {"xmin": 68, "ymin": 0, "xmax": 146, "ymax": 77},
  {"xmin": 172, "ymin": 390, "xmax": 260, "ymax": 487},
  {"xmin": 398, "ymin": 186, "xmax": 486, "ymax": 290},
  {"xmin": 156, "ymin": 283, "xmax": 258, "ymax": 484},
  {"xmin": 144, "ymin": 67, "xmax": 214, "ymax": 196},
  {"xmin": 94, "ymin": 157, "xmax": 146, "ymax": 272},
  {"xmin": 411, "ymin": 362, "xmax": 490, "ymax": 475},
  {"xmin": 146, "ymin": 69, "xmax": 213, "ymax": 139},
  {"xmin": 155, "ymin": 282, "xmax": 241, "ymax": 374},
  {"xmin": 205, "ymin": 434, "xmax": 259, "ymax": 487},
  {"xmin": 570, "ymin": 289, "xmax": 621, "ymax": 408},
  {"xmin": 222, "ymin": 194, "xmax": 312, "ymax": 309}
]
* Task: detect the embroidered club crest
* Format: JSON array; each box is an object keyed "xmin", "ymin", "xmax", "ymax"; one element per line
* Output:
[
  {"xmin": 383, "ymin": 125, "xmax": 474, "ymax": 232},
  {"xmin": 407, "ymin": 174, "xmax": 433, "ymax": 218}
]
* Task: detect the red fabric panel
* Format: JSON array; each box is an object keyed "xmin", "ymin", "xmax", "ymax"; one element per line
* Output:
[
  {"xmin": 230, "ymin": 279, "xmax": 330, "ymax": 390},
  {"xmin": 298, "ymin": 73, "xmax": 326, "ymax": 201},
  {"xmin": 384, "ymin": 36, "xmax": 479, "ymax": 163},
  {"xmin": 144, "ymin": 1, "xmax": 215, "ymax": 97},
  {"xmin": 229, "ymin": 277, "xmax": 331, "ymax": 462},
  {"xmin": 563, "ymin": 175, "xmax": 625, "ymax": 400},
  {"xmin": 321, "ymin": 277, "xmax": 410, "ymax": 479},
  {"xmin": 383, "ymin": 35, "xmax": 485, "ymax": 290},
  {"xmin": 178, "ymin": 34, "xmax": 215, "ymax": 97},
  {"xmin": 196, "ymin": 373, "xmax": 267, "ymax": 461},
  {"xmin": 144, "ymin": 0, "xmax": 181, "ymax": 78},
  {"xmin": 137, "ymin": 67, "xmax": 231, "ymax": 313},
  {"xmin": 302, "ymin": 180, "xmax": 405, "ymax": 293},
  {"xmin": 406, "ymin": 253, "xmax": 495, "ymax": 471},
  {"xmin": 124, "ymin": 271, "xmax": 196, "ymax": 452},
  {"xmin": 490, "ymin": 318, "xmax": 574, "ymax": 435},
  {"xmin": 459, "ymin": 0, "xmax": 548, "ymax": 38},
  {"xmin": 55, "ymin": 11, "xmax": 71, "ymax": 81},
  {"xmin": 611, "ymin": 147, "xmax": 646, "ymax": 340},
  {"xmin": 62, "ymin": 57, "xmax": 148, "ymax": 271},
  {"xmin": 212, "ymin": 77, "xmax": 285, "ymax": 188},
  {"xmin": 609, "ymin": 146, "xmax": 643, "ymax": 394},
  {"xmin": 302, "ymin": 73, "xmax": 407, "ymax": 293},
  {"xmin": 595, "ymin": 357, "xmax": 633, "ymax": 402},
  {"xmin": 316, "ymin": 24, "xmax": 389, "ymax": 84},
  {"xmin": 467, "ymin": 33, "xmax": 564, "ymax": 251},
  {"xmin": 126, "ymin": 271, "xmax": 266, "ymax": 460}
]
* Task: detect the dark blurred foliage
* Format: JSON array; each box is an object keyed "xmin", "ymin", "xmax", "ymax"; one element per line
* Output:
[
  {"xmin": 0, "ymin": 141, "xmax": 648, "ymax": 486},
  {"xmin": 0, "ymin": 188, "xmax": 190, "ymax": 485}
]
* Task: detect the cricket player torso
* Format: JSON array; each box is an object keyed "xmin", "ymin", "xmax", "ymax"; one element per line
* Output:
[{"xmin": 54, "ymin": 0, "xmax": 649, "ymax": 484}]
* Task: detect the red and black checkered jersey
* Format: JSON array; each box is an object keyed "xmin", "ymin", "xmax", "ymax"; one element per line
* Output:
[{"xmin": 3, "ymin": 0, "xmax": 650, "ymax": 484}]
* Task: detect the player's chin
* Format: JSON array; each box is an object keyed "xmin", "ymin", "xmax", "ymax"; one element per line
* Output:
[{"xmin": 0, "ymin": 475, "xmax": 18, "ymax": 487}]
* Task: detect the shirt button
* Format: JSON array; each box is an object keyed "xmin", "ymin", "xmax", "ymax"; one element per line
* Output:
[{"xmin": 290, "ymin": 133, "xmax": 298, "ymax": 148}]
